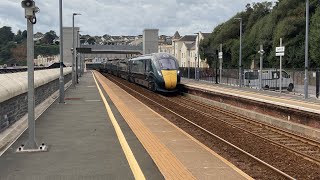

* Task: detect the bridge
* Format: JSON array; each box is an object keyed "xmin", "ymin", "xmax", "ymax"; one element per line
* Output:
[{"xmin": 79, "ymin": 44, "xmax": 143, "ymax": 55}]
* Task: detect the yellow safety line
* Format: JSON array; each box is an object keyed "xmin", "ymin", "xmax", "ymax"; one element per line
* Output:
[{"xmin": 92, "ymin": 72, "xmax": 146, "ymax": 180}]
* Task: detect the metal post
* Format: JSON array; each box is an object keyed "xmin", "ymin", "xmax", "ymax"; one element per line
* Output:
[
  {"xmin": 219, "ymin": 44, "xmax": 222, "ymax": 84},
  {"xmin": 280, "ymin": 38, "xmax": 283, "ymax": 93},
  {"xmin": 59, "ymin": 0, "xmax": 64, "ymax": 103},
  {"xmin": 304, "ymin": 0, "xmax": 309, "ymax": 99},
  {"xmin": 25, "ymin": 17, "xmax": 38, "ymax": 149},
  {"xmin": 76, "ymin": 31, "xmax": 79, "ymax": 83},
  {"xmin": 188, "ymin": 60, "xmax": 190, "ymax": 79},
  {"xmin": 316, "ymin": 68, "xmax": 319, "ymax": 99},
  {"xmin": 188, "ymin": 50, "xmax": 190, "ymax": 79},
  {"xmin": 239, "ymin": 19, "xmax": 242, "ymax": 87},
  {"xmin": 195, "ymin": 57, "xmax": 197, "ymax": 80},
  {"xmin": 215, "ymin": 59, "xmax": 218, "ymax": 84},
  {"xmin": 72, "ymin": 14, "xmax": 75, "ymax": 87},
  {"xmin": 83, "ymin": 54, "xmax": 86, "ymax": 73},
  {"xmin": 197, "ymin": 33, "xmax": 200, "ymax": 81},
  {"xmin": 259, "ymin": 45, "xmax": 264, "ymax": 90}
]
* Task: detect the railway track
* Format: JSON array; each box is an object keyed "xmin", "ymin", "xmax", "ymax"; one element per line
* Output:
[
  {"xmin": 166, "ymin": 96, "xmax": 320, "ymax": 165},
  {"xmin": 104, "ymin": 74, "xmax": 301, "ymax": 179}
]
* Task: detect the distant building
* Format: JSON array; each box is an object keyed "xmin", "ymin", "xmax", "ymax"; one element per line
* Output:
[
  {"xmin": 181, "ymin": 42, "xmax": 196, "ymax": 68},
  {"xmin": 174, "ymin": 35, "xmax": 197, "ymax": 67},
  {"xmin": 62, "ymin": 27, "xmax": 80, "ymax": 66},
  {"xmin": 158, "ymin": 31, "xmax": 210, "ymax": 68},
  {"xmin": 34, "ymin": 55, "xmax": 59, "ymax": 67},
  {"xmin": 143, "ymin": 29, "xmax": 159, "ymax": 54},
  {"xmin": 195, "ymin": 32, "xmax": 211, "ymax": 68}
]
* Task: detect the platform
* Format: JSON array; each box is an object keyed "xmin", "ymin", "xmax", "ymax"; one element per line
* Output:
[
  {"xmin": 182, "ymin": 78, "xmax": 320, "ymax": 115},
  {"xmin": 181, "ymin": 78, "xmax": 320, "ymax": 139},
  {"xmin": 0, "ymin": 71, "xmax": 252, "ymax": 180},
  {"xmin": 94, "ymin": 71, "xmax": 251, "ymax": 180},
  {"xmin": 0, "ymin": 72, "xmax": 162, "ymax": 180}
]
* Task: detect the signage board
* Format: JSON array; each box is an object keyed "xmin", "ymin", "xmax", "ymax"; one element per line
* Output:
[
  {"xmin": 276, "ymin": 46, "xmax": 285, "ymax": 53},
  {"xmin": 276, "ymin": 52, "xmax": 284, "ymax": 56}
]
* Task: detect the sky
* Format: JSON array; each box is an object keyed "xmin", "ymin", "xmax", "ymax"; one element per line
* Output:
[{"xmin": 0, "ymin": 0, "xmax": 273, "ymax": 36}]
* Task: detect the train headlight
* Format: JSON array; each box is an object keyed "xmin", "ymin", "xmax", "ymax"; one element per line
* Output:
[
  {"xmin": 157, "ymin": 70, "xmax": 162, "ymax": 76},
  {"xmin": 177, "ymin": 70, "xmax": 180, "ymax": 75}
]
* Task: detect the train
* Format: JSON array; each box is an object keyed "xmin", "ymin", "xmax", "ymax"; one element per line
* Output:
[{"xmin": 100, "ymin": 52, "xmax": 181, "ymax": 92}]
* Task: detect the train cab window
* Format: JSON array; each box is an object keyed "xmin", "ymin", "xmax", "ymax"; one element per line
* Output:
[{"xmin": 158, "ymin": 58, "xmax": 177, "ymax": 70}]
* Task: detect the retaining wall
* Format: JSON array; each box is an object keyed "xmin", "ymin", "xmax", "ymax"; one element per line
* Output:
[{"xmin": 0, "ymin": 68, "xmax": 72, "ymax": 132}]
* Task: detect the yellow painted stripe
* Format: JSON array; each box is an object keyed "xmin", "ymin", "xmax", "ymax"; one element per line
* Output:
[
  {"xmin": 92, "ymin": 71, "xmax": 146, "ymax": 180},
  {"xmin": 161, "ymin": 70, "xmax": 177, "ymax": 89}
]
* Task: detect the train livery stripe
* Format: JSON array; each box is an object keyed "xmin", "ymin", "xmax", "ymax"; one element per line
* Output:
[
  {"xmin": 92, "ymin": 71, "xmax": 146, "ymax": 180},
  {"xmin": 161, "ymin": 70, "xmax": 177, "ymax": 90}
]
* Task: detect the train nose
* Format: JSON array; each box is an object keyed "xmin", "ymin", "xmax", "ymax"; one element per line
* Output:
[{"xmin": 161, "ymin": 70, "xmax": 177, "ymax": 90}]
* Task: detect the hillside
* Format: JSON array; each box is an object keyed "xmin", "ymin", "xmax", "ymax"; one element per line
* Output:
[{"xmin": 200, "ymin": 0, "xmax": 320, "ymax": 69}]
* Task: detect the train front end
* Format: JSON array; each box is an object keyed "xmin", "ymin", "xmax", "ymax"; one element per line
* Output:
[{"xmin": 154, "ymin": 53, "xmax": 180, "ymax": 92}]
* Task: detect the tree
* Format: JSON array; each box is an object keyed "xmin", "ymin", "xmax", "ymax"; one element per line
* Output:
[
  {"xmin": 87, "ymin": 37, "xmax": 96, "ymax": 45},
  {"xmin": 41, "ymin": 30, "xmax": 58, "ymax": 44},
  {"xmin": 22, "ymin": 30, "xmax": 27, "ymax": 39},
  {"xmin": 0, "ymin": 26, "xmax": 14, "ymax": 45},
  {"xmin": 310, "ymin": 6, "xmax": 320, "ymax": 67},
  {"xmin": 13, "ymin": 30, "xmax": 24, "ymax": 44}
]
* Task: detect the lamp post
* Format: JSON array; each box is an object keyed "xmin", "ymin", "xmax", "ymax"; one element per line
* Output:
[
  {"xmin": 76, "ymin": 30, "xmax": 80, "ymax": 82},
  {"xmin": 258, "ymin": 45, "xmax": 265, "ymax": 90},
  {"xmin": 72, "ymin": 12, "xmax": 81, "ymax": 87},
  {"xmin": 59, "ymin": 0, "xmax": 64, "ymax": 103},
  {"xmin": 194, "ymin": 32, "xmax": 201, "ymax": 80},
  {"xmin": 234, "ymin": 17, "xmax": 242, "ymax": 87},
  {"xmin": 304, "ymin": 0, "xmax": 309, "ymax": 99}
]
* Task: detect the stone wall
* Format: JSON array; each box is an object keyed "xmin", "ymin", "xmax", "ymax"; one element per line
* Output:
[{"xmin": 0, "ymin": 72, "xmax": 71, "ymax": 133}]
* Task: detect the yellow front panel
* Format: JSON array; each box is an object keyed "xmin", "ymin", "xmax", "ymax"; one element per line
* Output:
[{"xmin": 161, "ymin": 70, "xmax": 177, "ymax": 90}]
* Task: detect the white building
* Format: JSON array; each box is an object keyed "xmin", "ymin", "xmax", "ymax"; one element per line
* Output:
[
  {"xmin": 181, "ymin": 42, "xmax": 197, "ymax": 68},
  {"xmin": 158, "ymin": 31, "xmax": 210, "ymax": 68},
  {"xmin": 34, "ymin": 55, "xmax": 59, "ymax": 67},
  {"xmin": 63, "ymin": 27, "xmax": 80, "ymax": 66},
  {"xmin": 195, "ymin": 31, "xmax": 211, "ymax": 68}
]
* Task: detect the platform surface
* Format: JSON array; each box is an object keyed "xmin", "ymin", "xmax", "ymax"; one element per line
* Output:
[
  {"xmin": 0, "ymin": 72, "xmax": 163, "ymax": 180},
  {"xmin": 94, "ymin": 71, "xmax": 251, "ymax": 180},
  {"xmin": 182, "ymin": 78, "xmax": 320, "ymax": 115}
]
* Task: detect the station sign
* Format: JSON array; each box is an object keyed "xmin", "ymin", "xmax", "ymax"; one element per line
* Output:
[
  {"xmin": 218, "ymin": 52, "xmax": 223, "ymax": 59},
  {"xmin": 276, "ymin": 46, "xmax": 285, "ymax": 53},
  {"xmin": 276, "ymin": 46, "xmax": 285, "ymax": 57},
  {"xmin": 276, "ymin": 52, "xmax": 285, "ymax": 56}
]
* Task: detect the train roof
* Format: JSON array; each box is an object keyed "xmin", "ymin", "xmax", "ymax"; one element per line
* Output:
[{"xmin": 129, "ymin": 52, "xmax": 176, "ymax": 61}]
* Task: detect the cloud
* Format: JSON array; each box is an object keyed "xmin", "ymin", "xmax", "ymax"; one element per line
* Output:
[{"xmin": 0, "ymin": 0, "xmax": 271, "ymax": 36}]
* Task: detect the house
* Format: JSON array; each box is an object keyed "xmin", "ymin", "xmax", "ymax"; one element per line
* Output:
[
  {"xmin": 180, "ymin": 42, "xmax": 197, "ymax": 68},
  {"xmin": 174, "ymin": 34, "xmax": 197, "ymax": 66}
]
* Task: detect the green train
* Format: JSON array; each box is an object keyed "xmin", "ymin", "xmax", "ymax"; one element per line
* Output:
[{"xmin": 101, "ymin": 53, "xmax": 181, "ymax": 92}]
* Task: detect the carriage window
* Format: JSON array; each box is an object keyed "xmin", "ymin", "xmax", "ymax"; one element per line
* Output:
[
  {"xmin": 158, "ymin": 59, "xmax": 177, "ymax": 70},
  {"xmin": 146, "ymin": 59, "xmax": 151, "ymax": 72}
]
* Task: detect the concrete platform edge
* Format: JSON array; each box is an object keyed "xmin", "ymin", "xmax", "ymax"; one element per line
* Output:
[
  {"xmin": 184, "ymin": 93, "xmax": 320, "ymax": 141},
  {"xmin": 0, "ymin": 81, "xmax": 72, "ymax": 156}
]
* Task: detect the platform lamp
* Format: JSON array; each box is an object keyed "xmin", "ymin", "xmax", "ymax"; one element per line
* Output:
[{"xmin": 72, "ymin": 12, "xmax": 81, "ymax": 87}]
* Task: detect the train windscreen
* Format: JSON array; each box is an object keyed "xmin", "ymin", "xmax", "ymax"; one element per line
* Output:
[{"xmin": 158, "ymin": 59, "xmax": 177, "ymax": 70}]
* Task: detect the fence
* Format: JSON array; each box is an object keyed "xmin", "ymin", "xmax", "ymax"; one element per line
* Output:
[{"xmin": 179, "ymin": 67, "xmax": 320, "ymax": 98}]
